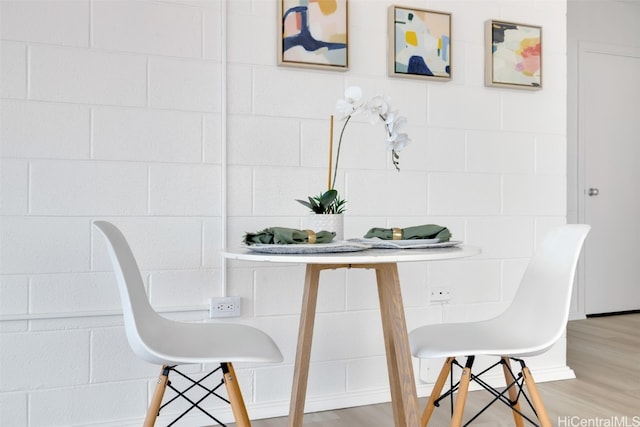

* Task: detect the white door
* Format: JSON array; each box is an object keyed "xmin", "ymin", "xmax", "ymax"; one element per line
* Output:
[{"xmin": 579, "ymin": 43, "xmax": 640, "ymax": 315}]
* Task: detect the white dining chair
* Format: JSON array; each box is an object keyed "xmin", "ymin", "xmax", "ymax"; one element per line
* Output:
[
  {"xmin": 93, "ymin": 221, "xmax": 283, "ymax": 427},
  {"xmin": 409, "ymin": 224, "xmax": 590, "ymax": 427}
]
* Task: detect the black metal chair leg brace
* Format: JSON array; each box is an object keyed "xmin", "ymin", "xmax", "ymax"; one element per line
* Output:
[
  {"xmin": 421, "ymin": 356, "xmax": 552, "ymax": 427},
  {"xmin": 144, "ymin": 363, "xmax": 250, "ymax": 427}
]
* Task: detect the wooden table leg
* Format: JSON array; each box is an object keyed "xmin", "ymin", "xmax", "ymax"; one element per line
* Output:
[
  {"xmin": 288, "ymin": 264, "xmax": 322, "ymax": 427},
  {"xmin": 375, "ymin": 263, "xmax": 421, "ymax": 427},
  {"xmin": 287, "ymin": 263, "xmax": 420, "ymax": 427}
]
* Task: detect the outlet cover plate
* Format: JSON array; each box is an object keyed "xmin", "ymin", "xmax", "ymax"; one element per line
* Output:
[
  {"xmin": 430, "ymin": 287, "xmax": 452, "ymax": 302},
  {"xmin": 209, "ymin": 296, "xmax": 241, "ymax": 318}
]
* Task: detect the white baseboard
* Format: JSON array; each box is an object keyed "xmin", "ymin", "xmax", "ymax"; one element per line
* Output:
[
  {"xmin": 145, "ymin": 390, "xmax": 395, "ymax": 426},
  {"xmin": 569, "ymin": 310, "xmax": 587, "ymax": 321},
  {"xmin": 247, "ymin": 364, "xmax": 576, "ymax": 422}
]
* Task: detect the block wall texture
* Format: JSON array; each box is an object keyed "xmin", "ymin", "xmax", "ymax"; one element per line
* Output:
[{"xmin": 1, "ymin": 0, "xmax": 568, "ymax": 425}]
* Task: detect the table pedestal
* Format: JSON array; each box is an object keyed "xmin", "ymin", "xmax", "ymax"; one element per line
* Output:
[{"xmin": 288, "ymin": 263, "xmax": 421, "ymax": 427}]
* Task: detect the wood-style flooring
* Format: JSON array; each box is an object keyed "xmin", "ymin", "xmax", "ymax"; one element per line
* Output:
[{"xmin": 246, "ymin": 313, "xmax": 640, "ymax": 426}]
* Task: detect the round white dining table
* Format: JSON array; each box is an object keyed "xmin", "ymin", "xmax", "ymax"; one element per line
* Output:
[{"xmin": 223, "ymin": 245, "xmax": 481, "ymax": 427}]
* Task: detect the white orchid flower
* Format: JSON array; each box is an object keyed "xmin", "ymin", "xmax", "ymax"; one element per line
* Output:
[
  {"xmin": 344, "ymin": 86, "xmax": 362, "ymax": 102},
  {"xmin": 387, "ymin": 132, "xmax": 410, "ymax": 152},
  {"xmin": 387, "ymin": 115, "xmax": 407, "ymax": 135},
  {"xmin": 385, "ymin": 110, "xmax": 398, "ymax": 125},
  {"xmin": 365, "ymin": 95, "xmax": 390, "ymax": 124},
  {"xmin": 336, "ymin": 86, "xmax": 364, "ymax": 118}
]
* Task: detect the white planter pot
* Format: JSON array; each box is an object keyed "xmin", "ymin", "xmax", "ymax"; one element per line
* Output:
[{"xmin": 303, "ymin": 214, "xmax": 344, "ymax": 240}]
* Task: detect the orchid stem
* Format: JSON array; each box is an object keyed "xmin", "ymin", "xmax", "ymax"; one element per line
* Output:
[
  {"xmin": 332, "ymin": 115, "xmax": 351, "ymax": 190},
  {"xmin": 327, "ymin": 115, "xmax": 334, "ymax": 191}
]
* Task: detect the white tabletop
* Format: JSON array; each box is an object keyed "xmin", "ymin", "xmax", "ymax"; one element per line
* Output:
[{"xmin": 223, "ymin": 245, "xmax": 481, "ymax": 264}]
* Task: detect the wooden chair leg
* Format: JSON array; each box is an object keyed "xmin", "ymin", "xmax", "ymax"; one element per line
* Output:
[
  {"xmin": 421, "ymin": 357, "xmax": 455, "ymax": 427},
  {"xmin": 450, "ymin": 357, "xmax": 474, "ymax": 427},
  {"xmin": 522, "ymin": 367, "xmax": 552, "ymax": 427},
  {"xmin": 501, "ymin": 357, "xmax": 524, "ymax": 427},
  {"xmin": 143, "ymin": 365, "xmax": 170, "ymax": 427},
  {"xmin": 222, "ymin": 362, "xmax": 251, "ymax": 427}
]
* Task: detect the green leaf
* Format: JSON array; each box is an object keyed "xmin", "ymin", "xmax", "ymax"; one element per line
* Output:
[
  {"xmin": 318, "ymin": 190, "xmax": 338, "ymax": 208},
  {"xmin": 295, "ymin": 199, "xmax": 313, "ymax": 210},
  {"xmin": 296, "ymin": 189, "xmax": 346, "ymax": 214}
]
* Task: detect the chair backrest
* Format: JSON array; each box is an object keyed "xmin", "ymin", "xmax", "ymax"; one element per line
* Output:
[
  {"xmin": 499, "ymin": 224, "xmax": 590, "ymax": 355},
  {"xmin": 94, "ymin": 221, "xmax": 164, "ymax": 358}
]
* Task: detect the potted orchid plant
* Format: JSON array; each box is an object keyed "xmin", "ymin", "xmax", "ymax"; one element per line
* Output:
[{"xmin": 297, "ymin": 86, "xmax": 410, "ymax": 215}]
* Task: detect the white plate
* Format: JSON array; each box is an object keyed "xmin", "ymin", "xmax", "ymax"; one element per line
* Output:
[
  {"xmin": 351, "ymin": 238, "xmax": 463, "ymax": 249},
  {"xmin": 241, "ymin": 241, "xmax": 372, "ymax": 254}
]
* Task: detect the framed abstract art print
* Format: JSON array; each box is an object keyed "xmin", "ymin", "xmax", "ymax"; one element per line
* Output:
[
  {"xmin": 485, "ymin": 20, "xmax": 542, "ymax": 89},
  {"xmin": 278, "ymin": 0, "xmax": 349, "ymax": 70},
  {"xmin": 388, "ymin": 6, "xmax": 452, "ymax": 80}
]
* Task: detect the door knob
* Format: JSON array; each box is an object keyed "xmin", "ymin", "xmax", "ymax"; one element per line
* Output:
[{"xmin": 587, "ymin": 188, "xmax": 599, "ymax": 196}]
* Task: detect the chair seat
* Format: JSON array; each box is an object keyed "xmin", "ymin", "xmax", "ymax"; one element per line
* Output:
[
  {"xmin": 134, "ymin": 317, "xmax": 284, "ymax": 366},
  {"xmin": 409, "ymin": 319, "xmax": 559, "ymax": 359}
]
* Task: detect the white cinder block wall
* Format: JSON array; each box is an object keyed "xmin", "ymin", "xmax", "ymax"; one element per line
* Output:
[{"xmin": 0, "ymin": 0, "xmax": 569, "ymax": 425}]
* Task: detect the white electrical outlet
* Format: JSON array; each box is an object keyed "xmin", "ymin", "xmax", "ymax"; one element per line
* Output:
[
  {"xmin": 430, "ymin": 287, "xmax": 452, "ymax": 302},
  {"xmin": 209, "ymin": 296, "xmax": 241, "ymax": 318}
]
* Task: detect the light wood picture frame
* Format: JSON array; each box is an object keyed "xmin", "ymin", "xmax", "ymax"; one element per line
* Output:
[
  {"xmin": 388, "ymin": 5, "xmax": 452, "ymax": 81},
  {"xmin": 278, "ymin": 0, "xmax": 349, "ymax": 71},
  {"xmin": 485, "ymin": 20, "xmax": 542, "ymax": 89}
]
